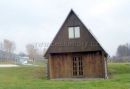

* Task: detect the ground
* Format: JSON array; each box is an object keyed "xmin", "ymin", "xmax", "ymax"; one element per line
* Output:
[{"xmin": 0, "ymin": 63, "xmax": 130, "ymax": 89}]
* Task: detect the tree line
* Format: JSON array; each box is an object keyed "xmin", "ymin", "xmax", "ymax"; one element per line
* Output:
[
  {"xmin": 111, "ymin": 43, "xmax": 130, "ymax": 62},
  {"xmin": 0, "ymin": 39, "xmax": 46, "ymax": 63},
  {"xmin": 116, "ymin": 43, "xmax": 130, "ymax": 57}
]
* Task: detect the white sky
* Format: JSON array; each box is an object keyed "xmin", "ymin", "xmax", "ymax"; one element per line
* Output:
[{"xmin": 0, "ymin": 0, "xmax": 130, "ymax": 56}]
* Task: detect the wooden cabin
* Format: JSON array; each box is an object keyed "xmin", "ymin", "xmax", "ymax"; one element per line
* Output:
[{"xmin": 44, "ymin": 10, "xmax": 108, "ymax": 79}]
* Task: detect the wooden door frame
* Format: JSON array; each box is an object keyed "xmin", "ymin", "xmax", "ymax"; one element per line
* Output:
[{"xmin": 72, "ymin": 55, "xmax": 84, "ymax": 78}]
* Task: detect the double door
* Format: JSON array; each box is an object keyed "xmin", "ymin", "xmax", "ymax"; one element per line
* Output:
[{"xmin": 72, "ymin": 56, "xmax": 83, "ymax": 77}]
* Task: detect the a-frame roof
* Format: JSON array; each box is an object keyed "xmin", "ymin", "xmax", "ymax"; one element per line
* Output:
[{"xmin": 44, "ymin": 10, "xmax": 108, "ymax": 58}]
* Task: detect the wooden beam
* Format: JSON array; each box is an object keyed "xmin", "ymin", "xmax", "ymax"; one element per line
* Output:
[
  {"xmin": 48, "ymin": 54, "xmax": 52, "ymax": 79},
  {"xmin": 104, "ymin": 57, "xmax": 108, "ymax": 79}
]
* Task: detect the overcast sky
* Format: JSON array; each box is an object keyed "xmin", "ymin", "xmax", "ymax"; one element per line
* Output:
[{"xmin": 0, "ymin": 0, "xmax": 130, "ymax": 56}]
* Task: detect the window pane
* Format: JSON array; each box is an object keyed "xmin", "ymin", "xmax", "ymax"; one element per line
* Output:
[
  {"xmin": 68, "ymin": 27, "xmax": 74, "ymax": 39},
  {"xmin": 74, "ymin": 27, "xmax": 80, "ymax": 38}
]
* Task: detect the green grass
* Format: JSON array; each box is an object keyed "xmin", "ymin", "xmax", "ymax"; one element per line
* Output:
[{"xmin": 0, "ymin": 63, "xmax": 130, "ymax": 89}]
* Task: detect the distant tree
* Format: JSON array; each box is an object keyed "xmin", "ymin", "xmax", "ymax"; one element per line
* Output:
[
  {"xmin": 0, "ymin": 39, "xmax": 16, "ymax": 63},
  {"xmin": 26, "ymin": 44, "xmax": 38, "ymax": 62},
  {"xmin": 3, "ymin": 39, "xmax": 15, "ymax": 53},
  {"xmin": 116, "ymin": 43, "xmax": 130, "ymax": 57}
]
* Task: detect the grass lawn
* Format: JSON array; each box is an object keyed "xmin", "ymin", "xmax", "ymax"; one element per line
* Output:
[{"xmin": 0, "ymin": 63, "xmax": 130, "ymax": 89}]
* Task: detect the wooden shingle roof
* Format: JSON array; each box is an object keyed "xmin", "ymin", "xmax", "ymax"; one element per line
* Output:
[{"xmin": 44, "ymin": 10, "xmax": 108, "ymax": 58}]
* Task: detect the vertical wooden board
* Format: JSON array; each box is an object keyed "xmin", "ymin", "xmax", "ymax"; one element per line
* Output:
[
  {"xmin": 49, "ymin": 55, "xmax": 56, "ymax": 79},
  {"xmin": 51, "ymin": 55, "xmax": 55, "ymax": 79},
  {"xmin": 82, "ymin": 54, "xmax": 86, "ymax": 77},
  {"xmin": 93, "ymin": 53, "xmax": 97, "ymax": 77},
  {"xmin": 58, "ymin": 55, "xmax": 61, "ymax": 78},
  {"xmin": 61, "ymin": 55, "xmax": 64, "ymax": 78},
  {"xmin": 63, "ymin": 54, "xmax": 66, "ymax": 77},
  {"xmin": 97, "ymin": 55, "xmax": 100, "ymax": 77},
  {"xmin": 65, "ymin": 54, "xmax": 70, "ymax": 77},
  {"xmin": 87, "ymin": 53, "xmax": 92, "ymax": 77},
  {"xmin": 86, "ymin": 53, "xmax": 90, "ymax": 77},
  {"xmin": 67, "ymin": 54, "xmax": 72, "ymax": 77},
  {"xmin": 66, "ymin": 54, "xmax": 70, "ymax": 77},
  {"xmin": 51, "ymin": 55, "xmax": 55, "ymax": 78},
  {"xmin": 95, "ymin": 53, "xmax": 101, "ymax": 77},
  {"xmin": 86, "ymin": 53, "xmax": 89, "ymax": 77},
  {"xmin": 60, "ymin": 54, "xmax": 67, "ymax": 78},
  {"xmin": 83, "ymin": 54, "xmax": 88, "ymax": 77},
  {"xmin": 52, "ymin": 55, "xmax": 55, "ymax": 78},
  {"xmin": 102, "ymin": 52, "xmax": 105, "ymax": 78},
  {"xmin": 93, "ymin": 53, "xmax": 95, "ymax": 77},
  {"xmin": 61, "ymin": 55, "xmax": 64, "ymax": 77},
  {"xmin": 93, "ymin": 53, "xmax": 97, "ymax": 76},
  {"xmin": 48, "ymin": 56, "xmax": 51, "ymax": 79},
  {"xmin": 99, "ymin": 54, "xmax": 104, "ymax": 77},
  {"xmin": 57, "ymin": 55, "xmax": 60, "ymax": 78},
  {"xmin": 95, "ymin": 53, "xmax": 98, "ymax": 76},
  {"xmin": 59, "ymin": 55, "xmax": 61, "ymax": 78},
  {"xmin": 89, "ymin": 53, "xmax": 93, "ymax": 77},
  {"xmin": 64, "ymin": 54, "xmax": 68, "ymax": 78},
  {"xmin": 54, "ymin": 55, "xmax": 59, "ymax": 78}
]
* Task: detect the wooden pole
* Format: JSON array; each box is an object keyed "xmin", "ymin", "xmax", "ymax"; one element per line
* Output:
[{"xmin": 104, "ymin": 57, "xmax": 108, "ymax": 79}]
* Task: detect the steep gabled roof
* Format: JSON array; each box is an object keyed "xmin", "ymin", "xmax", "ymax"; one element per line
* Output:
[{"xmin": 44, "ymin": 10, "xmax": 108, "ymax": 58}]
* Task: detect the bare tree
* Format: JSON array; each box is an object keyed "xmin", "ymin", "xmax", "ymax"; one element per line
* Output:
[
  {"xmin": 3, "ymin": 39, "xmax": 15, "ymax": 53},
  {"xmin": 26, "ymin": 44, "xmax": 38, "ymax": 62}
]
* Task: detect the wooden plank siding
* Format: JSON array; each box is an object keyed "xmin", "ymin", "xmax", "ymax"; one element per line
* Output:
[
  {"xmin": 83, "ymin": 52, "xmax": 104, "ymax": 78},
  {"xmin": 48, "ymin": 51, "xmax": 105, "ymax": 79}
]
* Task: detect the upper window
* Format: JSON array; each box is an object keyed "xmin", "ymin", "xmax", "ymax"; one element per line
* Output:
[{"xmin": 68, "ymin": 26, "xmax": 80, "ymax": 39}]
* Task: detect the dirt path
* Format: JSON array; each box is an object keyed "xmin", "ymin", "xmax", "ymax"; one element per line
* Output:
[{"xmin": 0, "ymin": 64, "xmax": 19, "ymax": 67}]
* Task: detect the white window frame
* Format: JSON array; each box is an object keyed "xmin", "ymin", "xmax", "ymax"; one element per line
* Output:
[
  {"xmin": 68, "ymin": 27, "xmax": 74, "ymax": 39},
  {"xmin": 68, "ymin": 26, "xmax": 80, "ymax": 39},
  {"xmin": 74, "ymin": 27, "xmax": 80, "ymax": 38}
]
